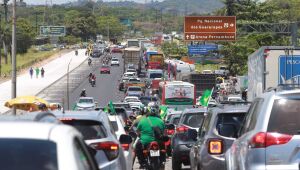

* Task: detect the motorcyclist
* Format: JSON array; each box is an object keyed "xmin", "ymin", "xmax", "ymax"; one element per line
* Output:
[
  {"xmin": 91, "ymin": 74, "xmax": 96, "ymax": 86},
  {"xmin": 88, "ymin": 58, "xmax": 92, "ymax": 66},
  {"xmin": 80, "ymin": 89, "xmax": 86, "ymax": 97},
  {"xmin": 135, "ymin": 107, "xmax": 165, "ymax": 168}
]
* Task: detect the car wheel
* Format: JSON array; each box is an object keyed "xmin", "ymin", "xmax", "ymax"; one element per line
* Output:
[{"xmin": 172, "ymin": 156, "xmax": 181, "ymax": 170}]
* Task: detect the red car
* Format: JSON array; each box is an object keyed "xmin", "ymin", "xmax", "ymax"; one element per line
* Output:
[
  {"xmin": 100, "ymin": 65, "xmax": 110, "ymax": 74},
  {"xmin": 111, "ymin": 48, "xmax": 123, "ymax": 53}
]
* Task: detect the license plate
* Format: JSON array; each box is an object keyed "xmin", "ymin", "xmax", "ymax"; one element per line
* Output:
[{"xmin": 150, "ymin": 150, "xmax": 160, "ymax": 157}]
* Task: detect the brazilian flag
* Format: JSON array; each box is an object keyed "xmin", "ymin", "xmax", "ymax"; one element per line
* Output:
[
  {"xmin": 160, "ymin": 105, "xmax": 168, "ymax": 120},
  {"xmin": 200, "ymin": 89, "xmax": 212, "ymax": 107},
  {"xmin": 109, "ymin": 100, "xmax": 116, "ymax": 114}
]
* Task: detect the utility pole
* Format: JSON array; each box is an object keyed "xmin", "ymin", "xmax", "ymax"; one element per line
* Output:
[
  {"xmin": 2, "ymin": 0, "xmax": 8, "ymax": 65},
  {"xmin": 12, "ymin": 0, "xmax": 17, "ymax": 115},
  {"xmin": 107, "ymin": 21, "xmax": 110, "ymax": 42},
  {"xmin": 66, "ymin": 58, "xmax": 72, "ymax": 110},
  {"xmin": 0, "ymin": 13, "xmax": 2, "ymax": 77}
]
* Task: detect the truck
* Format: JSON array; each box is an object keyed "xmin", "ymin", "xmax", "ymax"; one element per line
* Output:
[
  {"xmin": 188, "ymin": 73, "xmax": 217, "ymax": 97},
  {"xmin": 123, "ymin": 47, "xmax": 142, "ymax": 72},
  {"xmin": 127, "ymin": 39, "xmax": 139, "ymax": 47},
  {"xmin": 147, "ymin": 53, "xmax": 164, "ymax": 69},
  {"xmin": 248, "ymin": 46, "xmax": 300, "ymax": 101}
]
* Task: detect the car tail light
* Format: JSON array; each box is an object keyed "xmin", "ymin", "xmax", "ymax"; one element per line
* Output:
[
  {"xmin": 250, "ymin": 132, "xmax": 292, "ymax": 148},
  {"xmin": 208, "ymin": 139, "xmax": 224, "ymax": 155},
  {"xmin": 90, "ymin": 142, "xmax": 119, "ymax": 161},
  {"xmin": 121, "ymin": 144, "xmax": 130, "ymax": 151},
  {"xmin": 150, "ymin": 142, "xmax": 159, "ymax": 150},
  {"xmin": 176, "ymin": 125, "xmax": 189, "ymax": 133},
  {"xmin": 167, "ymin": 129, "xmax": 175, "ymax": 135}
]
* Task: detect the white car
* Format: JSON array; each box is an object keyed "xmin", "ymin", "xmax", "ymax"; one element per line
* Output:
[
  {"xmin": 76, "ymin": 97, "xmax": 96, "ymax": 110},
  {"xmin": 227, "ymin": 96, "xmax": 244, "ymax": 102},
  {"xmin": 108, "ymin": 115, "xmax": 133, "ymax": 170},
  {"xmin": 0, "ymin": 122, "xmax": 99, "ymax": 170},
  {"xmin": 123, "ymin": 72, "xmax": 136, "ymax": 78},
  {"xmin": 124, "ymin": 96, "xmax": 140, "ymax": 103},
  {"xmin": 111, "ymin": 58, "xmax": 120, "ymax": 66}
]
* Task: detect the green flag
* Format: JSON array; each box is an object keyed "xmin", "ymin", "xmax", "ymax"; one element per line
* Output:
[
  {"xmin": 109, "ymin": 100, "xmax": 116, "ymax": 114},
  {"xmin": 200, "ymin": 89, "xmax": 212, "ymax": 107},
  {"xmin": 103, "ymin": 106, "xmax": 109, "ymax": 113},
  {"xmin": 160, "ymin": 105, "xmax": 168, "ymax": 119}
]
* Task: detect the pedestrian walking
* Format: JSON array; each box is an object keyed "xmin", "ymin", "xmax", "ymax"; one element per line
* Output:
[
  {"xmin": 29, "ymin": 67, "xmax": 33, "ymax": 79},
  {"xmin": 35, "ymin": 67, "xmax": 40, "ymax": 78},
  {"xmin": 41, "ymin": 67, "xmax": 45, "ymax": 78}
]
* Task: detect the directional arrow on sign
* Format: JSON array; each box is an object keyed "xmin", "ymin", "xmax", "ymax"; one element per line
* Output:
[{"xmin": 186, "ymin": 35, "xmax": 190, "ymax": 39}]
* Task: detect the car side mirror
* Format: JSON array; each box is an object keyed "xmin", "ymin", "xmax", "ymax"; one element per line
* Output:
[
  {"xmin": 188, "ymin": 129, "xmax": 198, "ymax": 141},
  {"xmin": 166, "ymin": 124, "xmax": 175, "ymax": 130},
  {"xmin": 119, "ymin": 134, "xmax": 133, "ymax": 144}
]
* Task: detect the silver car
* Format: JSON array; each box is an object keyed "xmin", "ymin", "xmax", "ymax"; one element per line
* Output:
[
  {"xmin": 54, "ymin": 111, "xmax": 132, "ymax": 170},
  {"xmin": 226, "ymin": 88, "xmax": 300, "ymax": 170},
  {"xmin": 76, "ymin": 97, "xmax": 96, "ymax": 110},
  {"xmin": 189, "ymin": 103, "xmax": 250, "ymax": 170}
]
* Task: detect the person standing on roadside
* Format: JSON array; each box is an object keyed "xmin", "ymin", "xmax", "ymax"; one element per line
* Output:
[
  {"xmin": 35, "ymin": 67, "xmax": 40, "ymax": 78},
  {"xmin": 41, "ymin": 67, "xmax": 45, "ymax": 78},
  {"xmin": 29, "ymin": 67, "xmax": 33, "ymax": 79}
]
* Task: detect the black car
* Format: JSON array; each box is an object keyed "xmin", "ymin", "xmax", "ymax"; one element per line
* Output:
[
  {"xmin": 171, "ymin": 108, "xmax": 207, "ymax": 170},
  {"xmin": 91, "ymin": 49, "xmax": 102, "ymax": 58},
  {"xmin": 189, "ymin": 103, "xmax": 250, "ymax": 170},
  {"xmin": 139, "ymin": 96, "xmax": 158, "ymax": 106}
]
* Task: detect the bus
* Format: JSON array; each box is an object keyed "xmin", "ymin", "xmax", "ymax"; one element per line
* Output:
[{"xmin": 159, "ymin": 81, "xmax": 196, "ymax": 106}]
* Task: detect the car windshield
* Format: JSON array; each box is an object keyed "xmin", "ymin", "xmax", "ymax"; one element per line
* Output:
[
  {"xmin": 112, "ymin": 58, "xmax": 118, "ymax": 61},
  {"xmin": 182, "ymin": 113, "xmax": 205, "ymax": 128},
  {"xmin": 149, "ymin": 73, "xmax": 162, "ymax": 79},
  {"xmin": 0, "ymin": 139, "xmax": 58, "ymax": 170},
  {"xmin": 268, "ymin": 99, "xmax": 300, "ymax": 135},
  {"xmin": 62, "ymin": 120, "xmax": 107, "ymax": 140},
  {"xmin": 128, "ymin": 87, "xmax": 142, "ymax": 91},
  {"xmin": 78, "ymin": 99, "xmax": 93, "ymax": 103},
  {"xmin": 216, "ymin": 113, "xmax": 246, "ymax": 138}
]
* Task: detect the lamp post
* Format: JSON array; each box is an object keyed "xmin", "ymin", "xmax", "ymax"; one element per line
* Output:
[
  {"xmin": 67, "ymin": 58, "xmax": 72, "ymax": 110},
  {"xmin": 11, "ymin": 0, "xmax": 17, "ymax": 115}
]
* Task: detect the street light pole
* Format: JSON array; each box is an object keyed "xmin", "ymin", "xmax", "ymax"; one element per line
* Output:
[
  {"xmin": 11, "ymin": 0, "xmax": 17, "ymax": 115},
  {"xmin": 67, "ymin": 58, "xmax": 72, "ymax": 110}
]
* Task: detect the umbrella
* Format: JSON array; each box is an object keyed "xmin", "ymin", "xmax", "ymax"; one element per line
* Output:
[{"xmin": 4, "ymin": 96, "xmax": 49, "ymax": 112}]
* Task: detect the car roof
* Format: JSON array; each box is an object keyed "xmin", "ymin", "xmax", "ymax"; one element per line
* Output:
[
  {"xmin": 212, "ymin": 104, "xmax": 250, "ymax": 114},
  {"xmin": 183, "ymin": 108, "xmax": 207, "ymax": 114},
  {"xmin": 79, "ymin": 97, "xmax": 94, "ymax": 100},
  {"xmin": 0, "ymin": 122, "xmax": 71, "ymax": 140},
  {"xmin": 0, "ymin": 112, "xmax": 59, "ymax": 123},
  {"xmin": 53, "ymin": 110, "xmax": 105, "ymax": 122}
]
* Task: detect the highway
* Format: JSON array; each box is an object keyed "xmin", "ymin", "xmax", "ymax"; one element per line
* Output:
[{"xmin": 69, "ymin": 53, "xmax": 125, "ymax": 108}]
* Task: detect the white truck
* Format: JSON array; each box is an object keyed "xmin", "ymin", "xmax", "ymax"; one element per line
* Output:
[{"xmin": 248, "ymin": 46, "xmax": 300, "ymax": 101}]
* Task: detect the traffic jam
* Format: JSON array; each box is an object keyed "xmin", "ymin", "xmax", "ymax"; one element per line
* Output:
[{"xmin": 2, "ymin": 38, "xmax": 300, "ymax": 170}]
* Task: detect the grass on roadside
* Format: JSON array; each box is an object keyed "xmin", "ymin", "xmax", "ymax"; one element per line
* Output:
[{"xmin": 0, "ymin": 48, "xmax": 58, "ymax": 77}]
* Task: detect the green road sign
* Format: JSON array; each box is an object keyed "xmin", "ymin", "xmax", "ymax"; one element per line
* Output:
[{"xmin": 40, "ymin": 26, "xmax": 66, "ymax": 37}]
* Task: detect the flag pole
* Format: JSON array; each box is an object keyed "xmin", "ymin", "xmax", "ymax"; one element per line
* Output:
[{"xmin": 206, "ymin": 87, "xmax": 214, "ymax": 107}]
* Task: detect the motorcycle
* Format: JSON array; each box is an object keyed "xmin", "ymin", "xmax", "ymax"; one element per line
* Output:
[
  {"xmin": 91, "ymin": 78, "xmax": 96, "ymax": 87},
  {"xmin": 75, "ymin": 50, "xmax": 78, "ymax": 56},
  {"xmin": 88, "ymin": 59, "xmax": 92, "ymax": 66}
]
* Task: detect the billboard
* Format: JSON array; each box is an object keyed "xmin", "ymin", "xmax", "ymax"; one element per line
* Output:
[
  {"xmin": 40, "ymin": 26, "xmax": 66, "ymax": 37},
  {"xmin": 184, "ymin": 16, "xmax": 236, "ymax": 41},
  {"xmin": 188, "ymin": 44, "xmax": 218, "ymax": 55},
  {"xmin": 165, "ymin": 85, "xmax": 194, "ymax": 99},
  {"xmin": 279, "ymin": 55, "xmax": 300, "ymax": 84}
]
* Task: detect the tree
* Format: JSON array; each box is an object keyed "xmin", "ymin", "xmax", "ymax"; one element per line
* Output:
[
  {"xmin": 96, "ymin": 16, "xmax": 125, "ymax": 39},
  {"xmin": 16, "ymin": 18, "xmax": 35, "ymax": 53}
]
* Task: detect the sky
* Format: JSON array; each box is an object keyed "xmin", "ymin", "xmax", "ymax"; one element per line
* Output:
[{"xmin": 23, "ymin": 0, "xmax": 164, "ymax": 5}]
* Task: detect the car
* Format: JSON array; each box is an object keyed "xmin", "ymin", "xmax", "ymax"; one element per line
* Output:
[
  {"xmin": 76, "ymin": 97, "xmax": 96, "ymax": 111},
  {"xmin": 171, "ymin": 108, "xmax": 207, "ymax": 170},
  {"xmin": 189, "ymin": 103, "xmax": 250, "ymax": 170},
  {"xmin": 124, "ymin": 96, "xmax": 140, "ymax": 103},
  {"xmin": 165, "ymin": 110, "xmax": 182, "ymax": 126},
  {"xmin": 139, "ymin": 96, "xmax": 158, "ymax": 106},
  {"xmin": 0, "ymin": 122, "xmax": 99, "ymax": 170},
  {"xmin": 126, "ymin": 86, "xmax": 144, "ymax": 97},
  {"xmin": 111, "ymin": 48, "xmax": 122, "ymax": 53},
  {"xmin": 227, "ymin": 96, "xmax": 244, "ymax": 102},
  {"xmin": 111, "ymin": 58, "xmax": 120, "ymax": 66},
  {"xmin": 100, "ymin": 65, "xmax": 111, "ymax": 74},
  {"xmin": 55, "ymin": 111, "xmax": 132, "ymax": 170},
  {"xmin": 108, "ymin": 115, "xmax": 133, "ymax": 170},
  {"xmin": 123, "ymin": 72, "xmax": 136, "ymax": 79},
  {"xmin": 91, "ymin": 49, "xmax": 102, "ymax": 58},
  {"xmin": 226, "ymin": 88, "xmax": 300, "ymax": 170},
  {"xmin": 202, "ymin": 70, "xmax": 213, "ymax": 74},
  {"xmin": 125, "ymin": 68, "xmax": 136, "ymax": 74}
]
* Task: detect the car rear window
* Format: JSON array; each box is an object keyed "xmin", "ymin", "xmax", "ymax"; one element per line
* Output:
[
  {"xmin": 79, "ymin": 99, "xmax": 93, "ymax": 103},
  {"xmin": 182, "ymin": 113, "xmax": 205, "ymax": 128},
  {"xmin": 0, "ymin": 139, "xmax": 58, "ymax": 170},
  {"xmin": 268, "ymin": 99, "xmax": 300, "ymax": 135},
  {"xmin": 128, "ymin": 87, "xmax": 142, "ymax": 91},
  {"xmin": 172, "ymin": 116, "xmax": 181, "ymax": 125},
  {"xmin": 112, "ymin": 58, "xmax": 118, "ymax": 61},
  {"xmin": 216, "ymin": 113, "xmax": 246, "ymax": 138},
  {"xmin": 110, "ymin": 121, "xmax": 118, "ymax": 132},
  {"xmin": 113, "ymin": 104, "xmax": 131, "ymax": 110},
  {"xmin": 62, "ymin": 120, "xmax": 107, "ymax": 140},
  {"xmin": 149, "ymin": 73, "xmax": 162, "ymax": 79}
]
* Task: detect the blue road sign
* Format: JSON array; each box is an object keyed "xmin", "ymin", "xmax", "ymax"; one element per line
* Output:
[
  {"xmin": 188, "ymin": 45, "xmax": 218, "ymax": 55},
  {"xmin": 279, "ymin": 55, "xmax": 300, "ymax": 84}
]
